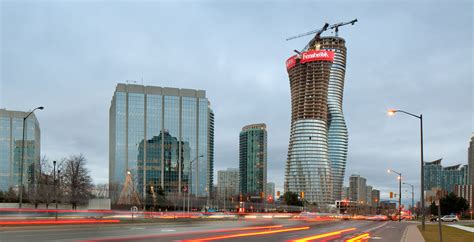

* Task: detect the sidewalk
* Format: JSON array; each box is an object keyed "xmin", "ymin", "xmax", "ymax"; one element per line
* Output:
[
  {"xmin": 447, "ymin": 224, "xmax": 474, "ymax": 233},
  {"xmin": 403, "ymin": 224, "xmax": 425, "ymax": 242}
]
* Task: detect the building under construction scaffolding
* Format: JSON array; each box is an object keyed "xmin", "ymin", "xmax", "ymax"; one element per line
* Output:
[{"xmin": 285, "ymin": 21, "xmax": 353, "ymax": 208}]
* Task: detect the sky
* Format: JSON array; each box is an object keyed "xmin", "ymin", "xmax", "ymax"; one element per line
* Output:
[{"xmin": 1, "ymin": 0, "xmax": 472, "ymax": 206}]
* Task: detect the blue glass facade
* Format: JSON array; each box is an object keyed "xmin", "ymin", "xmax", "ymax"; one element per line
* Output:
[
  {"xmin": 424, "ymin": 158, "xmax": 469, "ymax": 193},
  {"xmin": 239, "ymin": 124, "xmax": 267, "ymax": 198},
  {"xmin": 0, "ymin": 109, "xmax": 40, "ymax": 192},
  {"xmin": 320, "ymin": 37, "xmax": 349, "ymax": 201},
  {"xmin": 109, "ymin": 84, "xmax": 214, "ymax": 204}
]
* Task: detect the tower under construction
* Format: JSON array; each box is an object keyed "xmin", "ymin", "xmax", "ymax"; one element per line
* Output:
[{"xmin": 285, "ymin": 20, "xmax": 354, "ymax": 207}]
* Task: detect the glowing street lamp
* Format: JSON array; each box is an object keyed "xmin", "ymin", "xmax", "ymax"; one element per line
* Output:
[
  {"xmin": 387, "ymin": 169, "xmax": 402, "ymax": 222},
  {"xmin": 387, "ymin": 108, "xmax": 425, "ymax": 230}
]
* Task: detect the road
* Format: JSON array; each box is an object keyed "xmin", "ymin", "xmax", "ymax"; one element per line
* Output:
[{"xmin": 0, "ymin": 219, "xmax": 409, "ymax": 242}]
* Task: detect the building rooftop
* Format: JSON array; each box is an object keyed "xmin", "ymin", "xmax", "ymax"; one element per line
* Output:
[
  {"xmin": 241, "ymin": 123, "xmax": 267, "ymax": 132},
  {"xmin": 424, "ymin": 158, "xmax": 442, "ymax": 166},
  {"xmin": 114, "ymin": 83, "xmax": 206, "ymax": 98}
]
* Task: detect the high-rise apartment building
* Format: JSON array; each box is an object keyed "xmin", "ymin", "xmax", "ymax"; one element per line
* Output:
[
  {"xmin": 239, "ymin": 123, "xmax": 267, "ymax": 198},
  {"xmin": 217, "ymin": 168, "xmax": 239, "ymax": 198},
  {"xmin": 109, "ymin": 84, "xmax": 214, "ymax": 203},
  {"xmin": 366, "ymin": 185, "xmax": 373, "ymax": 206},
  {"xmin": 285, "ymin": 35, "xmax": 350, "ymax": 206},
  {"xmin": 349, "ymin": 174, "xmax": 366, "ymax": 203},
  {"xmin": 469, "ymin": 134, "xmax": 474, "ymax": 185},
  {"xmin": 371, "ymin": 189, "xmax": 380, "ymax": 208},
  {"xmin": 424, "ymin": 158, "xmax": 468, "ymax": 193},
  {"xmin": 267, "ymin": 182, "xmax": 275, "ymax": 199},
  {"xmin": 0, "ymin": 109, "xmax": 41, "ymax": 192},
  {"xmin": 342, "ymin": 186, "xmax": 350, "ymax": 200}
]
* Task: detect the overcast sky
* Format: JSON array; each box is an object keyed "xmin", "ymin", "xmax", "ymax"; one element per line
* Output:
[{"xmin": 1, "ymin": 0, "xmax": 472, "ymax": 206}]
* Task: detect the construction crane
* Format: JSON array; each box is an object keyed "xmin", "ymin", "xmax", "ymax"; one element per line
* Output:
[
  {"xmin": 329, "ymin": 18, "xmax": 358, "ymax": 37},
  {"xmin": 285, "ymin": 19, "xmax": 357, "ymax": 53},
  {"xmin": 286, "ymin": 23, "xmax": 329, "ymax": 53},
  {"xmin": 286, "ymin": 22, "xmax": 329, "ymax": 41}
]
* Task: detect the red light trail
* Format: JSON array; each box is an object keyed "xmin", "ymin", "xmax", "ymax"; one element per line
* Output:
[
  {"xmin": 0, "ymin": 219, "xmax": 120, "ymax": 225},
  {"xmin": 183, "ymin": 226, "xmax": 310, "ymax": 242}
]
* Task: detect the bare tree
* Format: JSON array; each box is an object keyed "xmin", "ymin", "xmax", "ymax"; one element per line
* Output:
[
  {"xmin": 93, "ymin": 183, "xmax": 109, "ymax": 198},
  {"xmin": 39, "ymin": 157, "xmax": 57, "ymax": 209},
  {"xmin": 61, "ymin": 154, "xmax": 93, "ymax": 209},
  {"xmin": 5, "ymin": 187, "xmax": 18, "ymax": 202}
]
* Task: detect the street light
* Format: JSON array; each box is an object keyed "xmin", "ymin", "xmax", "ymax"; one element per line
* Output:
[
  {"xmin": 388, "ymin": 109, "xmax": 425, "ymax": 230},
  {"xmin": 188, "ymin": 154, "xmax": 204, "ymax": 213},
  {"xmin": 403, "ymin": 182, "xmax": 415, "ymax": 217},
  {"xmin": 387, "ymin": 169, "xmax": 402, "ymax": 222},
  {"xmin": 19, "ymin": 106, "xmax": 44, "ymax": 208}
]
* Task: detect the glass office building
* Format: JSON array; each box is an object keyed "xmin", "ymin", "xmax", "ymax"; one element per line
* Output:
[
  {"xmin": 109, "ymin": 84, "xmax": 214, "ymax": 203},
  {"xmin": 469, "ymin": 134, "xmax": 473, "ymax": 185},
  {"xmin": 239, "ymin": 123, "xmax": 267, "ymax": 199},
  {"xmin": 0, "ymin": 109, "xmax": 40, "ymax": 192}
]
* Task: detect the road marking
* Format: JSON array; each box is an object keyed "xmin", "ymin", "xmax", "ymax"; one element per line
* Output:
[
  {"xmin": 130, "ymin": 227, "xmax": 145, "ymax": 230},
  {"xmin": 369, "ymin": 236, "xmax": 383, "ymax": 240},
  {"xmin": 161, "ymin": 229, "xmax": 176, "ymax": 232},
  {"xmin": 365, "ymin": 222, "xmax": 388, "ymax": 232}
]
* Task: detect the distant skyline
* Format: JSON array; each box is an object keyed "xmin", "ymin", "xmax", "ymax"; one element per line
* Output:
[{"xmin": 1, "ymin": 1, "xmax": 472, "ymax": 206}]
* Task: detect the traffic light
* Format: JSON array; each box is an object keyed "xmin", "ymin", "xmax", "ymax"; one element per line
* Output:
[
  {"xmin": 390, "ymin": 192, "xmax": 393, "ymax": 198},
  {"xmin": 277, "ymin": 191, "xmax": 281, "ymax": 197},
  {"xmin": 301, "ymin": 191, "xmax": 305, "ymax": 199}
]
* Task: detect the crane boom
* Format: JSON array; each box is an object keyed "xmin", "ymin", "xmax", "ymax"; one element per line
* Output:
[
  {"xmin": 286, "ymin": 23, "xmax": 329, "ymax": 41},
  {"xmin": 329, "ymin": 18, "xmax": 357, "ymax": 36}
]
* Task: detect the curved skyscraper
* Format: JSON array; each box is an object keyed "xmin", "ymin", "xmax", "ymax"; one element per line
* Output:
[
  {"xmin": 319, "ymin": 37, "xmax": 349, "ymax": 201},
  {"xmin": 285, "ymin": 36, "xmax": 349, "ymax": 207}
]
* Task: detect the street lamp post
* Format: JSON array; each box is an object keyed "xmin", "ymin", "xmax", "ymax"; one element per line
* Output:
[
  {"xmin": 388, "ymin": 109, "xmax": 425, "ymax": 230},
  {"xmin": 53, "ymin": 160, "xmax": 57, "ymax": 220},
  {"xmin": 187, "ymin": 154, "xmax": 204, "ymax": 213},
  {"xmin": 388, "ymin": 169, "xmax": 402, "ymax": 222},
  {"xmin": 19, "ymin": 106, "xmax": 44, "ymax": 209},
  {"xmin": 403, "ymin": 182, "xmax": 415, "ymax": 217}
]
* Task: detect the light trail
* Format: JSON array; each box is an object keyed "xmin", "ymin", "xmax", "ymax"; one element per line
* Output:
[
  {"xmin": 290, "ymin": 228, "xmax": 356, "ymax": 242},
  {"xmin": 81, "ymin": 225, "xmax": 284, "ymax": 242},
  {"xmin": 0, "ymin": 219, "xmax": 120, "ymax": 225},
  {"xmin": 183, "ymin": 226, "xmax": 310, "ymax": 241},
  {"xmin": 345, "ymin": 233, "xmax": 370, "ymax": 242}
]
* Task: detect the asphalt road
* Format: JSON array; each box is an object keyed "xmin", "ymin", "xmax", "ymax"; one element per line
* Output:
[{"xmin": 0, "ymin": 219, "xmax": 409, "ymax": 242}]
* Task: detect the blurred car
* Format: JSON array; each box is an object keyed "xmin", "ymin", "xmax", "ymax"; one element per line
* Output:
[
  {"xmin": 440, "ymin": 215, "xmax": 458, "ymax": 222},
  {"xmin": 341, "ymin": 214, "xmax": 352, "ymax": 220},
  {"xmin": 430, "ymin": 216, "xmax": 439, "ymax": 222}
]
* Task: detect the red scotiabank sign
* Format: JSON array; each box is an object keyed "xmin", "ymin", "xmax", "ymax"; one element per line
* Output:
[
  {"xmin": 286, "ymin": 50, "xmax": 335, "ymax": 71},
  {"xmin": 286, "ymin": 55, "xmax": 297, "ymax": 70}
]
